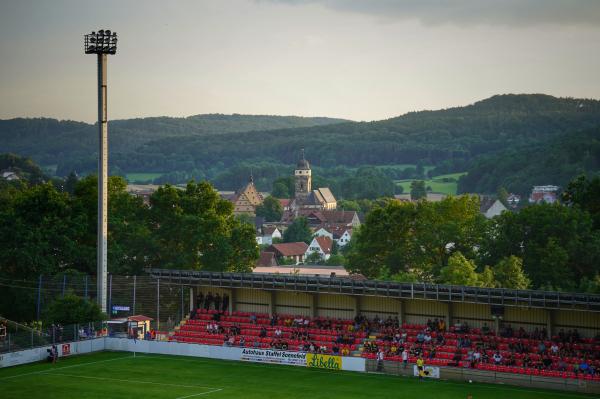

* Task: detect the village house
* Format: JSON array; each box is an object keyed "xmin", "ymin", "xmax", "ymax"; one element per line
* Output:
[
  {"xmin": 255, "ymin": 251, "xmax": 278, "ymax": 267},
  {"xmin": 231, "ymin": 176, "xmax": 264, "ymax": 216},
  {"xmin": 305, "ymin": 236, "xmax": 333, "ymax": 261},
  {"xmin": 267, "ymin": 242, "xmax": 309, "ymax": 265},
  {"xmin": 1, "ymin": 170, "xmax": 20, "ymax": 181},
  {"xmin": 529, "ymin": 185, "xmax": 560, "ymax": 204},
  {"xmin": 480, "ymin": 197, "xmax": 508, "ymax": 219},
  {"xmin": 258, "ymin": 226, "xmax": 282, "ymax": 246}
]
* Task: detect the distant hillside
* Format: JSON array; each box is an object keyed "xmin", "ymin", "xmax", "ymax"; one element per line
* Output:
[
  {"xmin": 2, "ymin": 94, "xmax": 600, "ymax": 195},
  {"xmin": 458, "ymin": 126, "xmax": 600, "ymax": 195},
  {"xmin": 0, "ymin": 114, "xmax": 348, "ymax": 175},
  {"xmin": 121, "ymin": 94, "xmax": 600, "ymax": 171}
]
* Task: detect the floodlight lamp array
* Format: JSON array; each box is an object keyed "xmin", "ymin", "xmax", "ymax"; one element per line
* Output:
[{"xmin": 84, "ymin": 29, "xmax": 118, "ymax": 55}]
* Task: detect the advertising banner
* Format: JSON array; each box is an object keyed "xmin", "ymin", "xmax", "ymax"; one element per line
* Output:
[
  {"xmin": 306, "ymin": 353, "xmax": 342, "ymax": 370},
  {"xmin": 413, "ymin": 365, "xmax": 440, "ymax": 379},
  {"xmin": 240, "ymin": 348, "xmax": 306, "ymax": 366}
]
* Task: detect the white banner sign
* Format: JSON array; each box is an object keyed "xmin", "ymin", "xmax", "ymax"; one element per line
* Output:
[
  {"xmin": 413, "ymin": 365, "xmax": 440, "ymax": 379},
  {"xmin": 240, "ymin": 348, "xmax": 307, "ymax": 366}
]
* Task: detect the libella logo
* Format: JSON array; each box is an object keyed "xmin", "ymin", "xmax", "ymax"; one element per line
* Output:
[{"xmin": 306, "ymin": 353, "xmax": 342, "ymax": 370}]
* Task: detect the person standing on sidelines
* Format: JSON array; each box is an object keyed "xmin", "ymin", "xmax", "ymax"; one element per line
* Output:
[
  {"xmin": 402, "ymin": 348, "xmax": 409, "ymax": 369},
  {"xmin": 416, "ymin": 355, "xmax": 425, "ymax": 380},
  {"xmin": 376, "ymin": 349, "xmax": 384, "ymax": 371}
]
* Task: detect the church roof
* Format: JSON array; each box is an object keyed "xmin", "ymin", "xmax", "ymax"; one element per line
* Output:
[{"xmin": 297, "ymin": 158, "xmax": 310, "ymax": 170}]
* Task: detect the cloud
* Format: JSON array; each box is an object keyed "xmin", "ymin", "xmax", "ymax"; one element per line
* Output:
[{"xmin": 265, "ymin": 0, "xmax": 600, "ymax": 27}]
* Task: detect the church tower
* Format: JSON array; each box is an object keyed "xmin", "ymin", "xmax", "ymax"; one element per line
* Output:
[{"xmin": 294, "ymin": 149, "xmax": 311, "ymax": 202}]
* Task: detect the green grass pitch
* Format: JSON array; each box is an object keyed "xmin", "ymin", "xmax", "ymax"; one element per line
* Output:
[{"xmin": 0, "ymin": 351, "xmax": 593, "ymax": 398}]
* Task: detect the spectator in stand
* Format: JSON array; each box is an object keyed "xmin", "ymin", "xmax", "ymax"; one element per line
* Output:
[
  {"xmin": 580, "ymin": 360, "xmax": 590, "ymax": 375},
  {"xmin": 557, "ymin": 358, "xmax": 567, "ymax": 371},
  {"xmin": 196, "ymin": 292, "xmax": 204, "ymax": 309},
  {"xmin": 270, "ymin": 314, "xmax": 278, "ymax": 326},
  {"xmin": 259, "ymin": 326, "xmax": 267, "ymax": 338},
  {"xmin": 538, "ymin": 341, "xmax": 546, "ymax": 355},
  {"xmin": 481, "ymin": 323, "xmax": 490, "ymax": 335},
  {"xmin": 274, "ymin": 327, "xmax": 283, "ymax": 338},
  {"xmin": 239, "ymin": 336, "xmax": 245, "ymax": 347},
  {"xmin": 550, "ymin": 342, "xmax": 559, "ymax": 355},
  {"xmin": 438, "ymin": 319, "xmax": 446, "ymax": 332},
  {"xmin": 222, "ymin": 293, "xmax": 229, "ymax": 312},
  {"xmin": 423, "ymin": 332, "xmax": 432, "ymax": 344},
  {"xmin": 454, "ymin": 320, "xmax": 463, "ymax": 333},
  {"xmin": 250, "ymin": 314, "xmax": 257, "ymax": 324},
  {"xmin": 214, "ymin": 293, "xmax": 221, "ymax": 311},
  {"xmin": 493, "ymin": 351, "xmax": 503, "ymax": 365},
  {"xmin": 205, "ymin": 292, "xmax": 213, "ymax": 310}
]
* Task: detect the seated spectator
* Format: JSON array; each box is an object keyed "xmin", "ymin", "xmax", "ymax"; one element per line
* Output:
[
  {"xmin": 493, "ymin": 351, "xmax": 503, "ymax": 365},
  {"xmin": 274, "ymin": 328, "xmax": 283, "ymax": 338},
  {"xmin": 249, "ymin": 314, "xmax": 257, "ymax": 324},
  {"xmin": 423, "ymin": 333, "xmax": 432, "ymax": 344},
  {"xmin": 270, "ymin": 314, "xmax": 278, "ymax": 326},
  {"xmin": 239, "ymin": 336, "xmax": 246, "ymax": 347},
  {"xmin": 481, "ymin": 323, "xmax": 490, "ymax": 335},
  {"xmin": 259, "ymin": 327, "xmax": 267, "ymax": 338}
]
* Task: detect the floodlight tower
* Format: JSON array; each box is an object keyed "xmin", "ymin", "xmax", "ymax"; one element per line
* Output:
[{"xmin": 84, "ymin": 29, "xmax": 118, "ymax": 313}]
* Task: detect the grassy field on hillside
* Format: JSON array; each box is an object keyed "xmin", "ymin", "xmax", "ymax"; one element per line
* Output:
[
  {"xmin": 125, "ymin": 173, "xmax": 164, "ymax": 183},
  {"xmin": 0, "ymin": 351, "xmax": 592, "ymax": 399},
  {"xmin": 396, "ymin": 172, "xmax": 467, "ymax": 195}
]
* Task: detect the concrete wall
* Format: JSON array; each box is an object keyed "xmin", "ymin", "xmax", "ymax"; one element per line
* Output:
[{"xmin": 0, "ymin": 338, "xmax": 105, "ymax": 368}]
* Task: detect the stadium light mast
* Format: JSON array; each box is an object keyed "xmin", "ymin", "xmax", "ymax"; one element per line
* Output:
[{"xmin": 84, "ymin": 29, "xmax": 118, "ymax": 314}]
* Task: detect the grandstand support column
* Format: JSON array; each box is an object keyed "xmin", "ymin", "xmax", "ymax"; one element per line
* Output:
[
  {"xmin": 547, "ymin": 310, "xmax": 555, "ymax": 338},
  {"xmin": 445, "ymin": 302, "xmax": 452, "ymax": 329},
  {"xmin": 269, "ymin": 290, "xmax": 276, "ymax": 317},
  {"xmin": 229, "ymin": 289, "xmax": 235, "ymax": 314},
  {"xmin": 353, "ymin": 296, "xmax": 360, "ymax": 318},
  {"xmin": 398, "ymin": 299, "xmax": 404, "ymax": 325},
  {"xmin": 189, "ymin": 286, "xmax": 195, "ymax": 312}
]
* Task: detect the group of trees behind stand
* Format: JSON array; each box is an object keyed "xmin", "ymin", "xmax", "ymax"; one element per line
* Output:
[
  {"xmin": 0, "ymin": 171, "xmax": 259, "ymax": 322},
  {"xmin": 347, "ymin": 175, "xmax": 600, "ymax": 292}
]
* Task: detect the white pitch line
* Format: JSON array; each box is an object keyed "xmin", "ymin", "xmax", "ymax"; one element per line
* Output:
[
  {"xmin": 0, "ymin": 355, "xmax": 133, "ymax": 381},
  {"xmin": 175, "ymin": 388, "xmax": 223, "ymax": 398},
  {"xmin": 43, "ymin": 372, "xmax": 222, "ymax": 391}
]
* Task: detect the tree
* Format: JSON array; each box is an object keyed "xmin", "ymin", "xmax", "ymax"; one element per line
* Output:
[
  {"xmin": 478, "ymin": 266, "xmax": 497, "ymax": 288},
  {"xmin": 283, "ymin": 217, "xmax": 312, "ymax": 244},
  {"xmin": 255, "ymin": 196, "xmax": 283, "ymax": 222},
  {"xmin": 480, "ymin": 203, "xmax": 599, "ymax": 290},
  {"xmin": 146, "ymin": 181, "xmax": 258, "ymax": 271},
  {"xmin": 63, "ymin": 171, "xmax": 79, "ymax": 195},
  {"xmin": 271, "ymin": 176, "xmax": 295, "ymax": 198},
  {"xmin": 43, "ymin": 294, "xmax": 106, "ymax": 325},
  {"xmin": 497, "ymin": 186, "xmax": 509, "ymax": 207},
  {"xmin": 493, "ymin": 256, "xmax": 530, "ymax": 289},
  {"xmin": 410, "ymin": 180, "xmax": 427, "ymax": 201},
  {"xmin": 439, "ymin": 251, "xmax": 479, "ymax": 286},
  {"xmin": 562, "ymin": 175, "xmax": 600, "ymax": 229}
]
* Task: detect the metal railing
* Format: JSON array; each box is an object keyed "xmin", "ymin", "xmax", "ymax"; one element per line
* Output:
[
  {"xmin": 0, "ymin": 318, "xmax": 106, "ymax": 354},
  {"xmin": 146, "ymin": 268, "xmax": 600, "ymax": 312}
]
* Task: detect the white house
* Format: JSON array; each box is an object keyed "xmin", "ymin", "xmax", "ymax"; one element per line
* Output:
[
  {"xmin": 1, "ymin": 171, "xmax": 19, "ymax": 181},
  {"xmin": 480, "ymin": 198, "xmax": 508, "ymax": 219},
  {"xmin": 313, "ymin": 227, "xmax": 333, "ymax": 240},
  {"xmin": 260, "ymin": 226, "xmax": 282, "ymax": 246},
  {"xmin": 336, "ymin": 229, "xmax": 352, "ymax": 247},
  {"xmin": 305, "ymin": 236, "xmax": 333, "ymax": 261}
]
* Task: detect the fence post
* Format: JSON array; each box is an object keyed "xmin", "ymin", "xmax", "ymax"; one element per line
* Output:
[
  {"xmin": 133, "ymin": 275, "xmax": 137, "ymax": 315},
  {"xmin": 180, "ymin": 285, "xmax": 184, "ymax": 322},
  {"xmin": 108, "ymin": 274, "xmax": 113, "ymax": 316},
  {"xmin": 157, "ymin": 278, "xmax": 160, "ymax": 331},
  {"xmin": 36, "ymin": 275, "xmax": 42, "ymax": 321}
]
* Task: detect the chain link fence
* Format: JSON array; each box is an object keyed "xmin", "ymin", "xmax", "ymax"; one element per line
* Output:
[{"xmin": 0, "ymin": 274, "xmax": 190, "ymax": 342}]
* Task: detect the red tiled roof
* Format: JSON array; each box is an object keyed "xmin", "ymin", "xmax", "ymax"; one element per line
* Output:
[
  {"xmin": 270, "ymin": 242, "xmax": 309, "ymax": 257},
  {"xmin": 279, "ymin": 199, "xmax": 291, "ymax": 207},
  {"xmin": 315, "ymin": 236, "xmax": 333, "ymax": 254},
  {"xmin": 256, "ymin": 251, "xmax": 278, "ymax": 267},
  {"xmin": 262, "ymin": 226, "xmax": 279, "ymax": 236}
]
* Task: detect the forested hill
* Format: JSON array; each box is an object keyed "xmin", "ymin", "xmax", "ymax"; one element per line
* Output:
[
  {"xmin": 458, "ymin": 126, "xmax": 600, "ymax": 195},
  {"xmin": 1, "ymin": 94, "xmax": 600, "ymax": 193},
  {"xmin": 0, "ymin": 114, "xmax": 348, "ymax": 174}
]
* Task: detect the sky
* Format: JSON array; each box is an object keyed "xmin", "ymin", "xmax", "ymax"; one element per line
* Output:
[{"xmin": 1, "ymin": 0, "xmax": 600, "ymax": 123}]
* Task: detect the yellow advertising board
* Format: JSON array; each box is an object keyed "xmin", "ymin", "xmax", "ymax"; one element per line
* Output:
[{"xmin": 306, "ymin": 353, "xmax": 342, "ymax": 370}]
